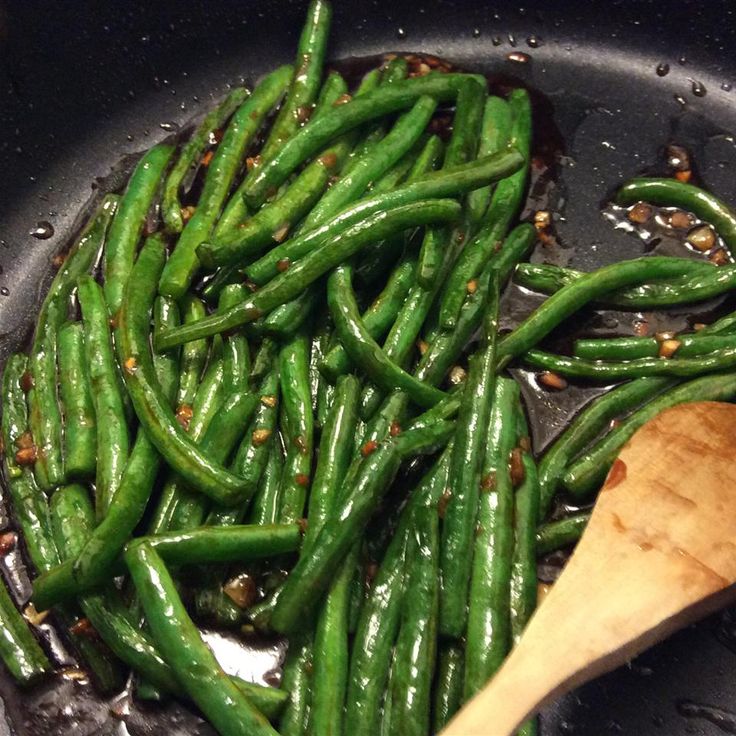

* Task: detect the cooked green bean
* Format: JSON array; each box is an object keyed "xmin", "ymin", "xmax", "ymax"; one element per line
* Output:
[
  {"xmin": 126, "ymin": 542, "xmax": 278, "ymax": 736},
  {"xmin": 563, "ymin": 372, "xmax": 736, "ymax": 498},
  {"xmin": 158, "ymin": 66, "xmax": 293, "ymax": 299},
  {"xmin": 512, "ymin": 260, "xmax": 736, "ymax": 309},
  {"xmin": 57, "ymin": 323, "xmax": 96, "ymax": 480},
  {"xmin": 440, "ymin": 273, "xmax": 499, "ymax": 638},
  {"xmin": 328, "ymin": 264, "xmax": 446, "ymax": 409},
  {"xmin": 278, "ymin": 633, "xmax": 313, "ymax": 736},
  {"xmin": 439, "ymin": 88, "xmax": 532, "ymax": 329},
  {"xmin": 617, "ymin": 177, "xmax": 736, "ymax": 255},
  {"xmin": 245, "ymin": 150, "xmax": 522, "ymax": 284},
  {"xmin": 574, "ymin": 332, "xmax": 736, "ymax": 361},
  {"xmin": 119, "ymin": 236, "xmax": 250, "ymax": 505},
  {"xmin": 248, "ymin": 438, "xmax": 284, "ymax": 527},
  {"xmin": 103, "ymin": 144, "xmax": 173, "ymax": 314},
  {"xmin": 177, "ymin": 295, "xmax": 208, "ymax": 410},
  {"xmin": 242, "ymin": 73, "xmax": 485, "ymax": 208},
  {"xmin": 261, "ymin": 284, "xmax": 319, "ymax": 339},
  {"xmin": 162, "ymin": 87, "xmax": 250, "ymax": 233},
  {"xmin": 465, "ymin": 377, "xmax": 518, "ymax": 699},
  {"xmin": 497, "ymin": 257, "xmax": 710, "ymax": 367},
  {"xmin": 389, "ymin": 506, "xmax": 440, "ymax": 736},
  {"xmin": 28, "ymin": 194, "xmax": 118, "ymax": 490},
  {"xmin": 319, "ymin": 255, "xmax": 416, "ymax": 381},
  {"xmin": 277, "ymin": 329, "xmax": 314, "ymax": 524},
  {"xmin": 218, "ymin": 285, "xmax": 251, "ymax": 394},
  {"xmin": 156, "ymin": 199, "xmax": 462, "ymax": 349},
  {"xmin": 432, "ymin": 643, "xmax": 465, "ymax": 733},
  {"xmin": 77, "ymin": 275, "xmax": 130, "ymax": 519},
  {"xmin": 524, "ymin": 345, "xmax": 736, "ymax": 380},
  {"xmin": 537, "ymin": 377, "xmax": 675, "ymax": 519},
  {"xmin": 537, "ymin": 512, "xmax": 591, "ymax": 555}
]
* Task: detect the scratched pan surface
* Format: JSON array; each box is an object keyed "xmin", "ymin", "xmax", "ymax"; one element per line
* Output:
[{"xmin": 1, "ymin": 0, "xmax": 736, "ymax": 734}]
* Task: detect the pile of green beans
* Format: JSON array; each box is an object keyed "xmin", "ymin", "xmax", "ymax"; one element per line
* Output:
[{"xmin": 4, "ymin": 2, "xmax": 736, "ymax": 734}]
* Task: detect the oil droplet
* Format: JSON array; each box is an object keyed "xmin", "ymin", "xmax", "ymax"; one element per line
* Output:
[
  {"xmin": 492, "ymin": 36, "xmax": 502, "ymax": 46},
  {"xmin": 159, "ymin": 121, "xmax": 179, "ymax": 132},
  {"xmin": 656, "ymin": 62, "xmax": 670, "ymax": 77},
  {"xmin": 677, "ymin": 699, "xmax": 736, "ymax": 734},
  {"xmin": 0, "ymin": 287, "xmax": 9, "ymax": 296},
  {"xmin": 691, "ymin": 80, "xmax": 707, "ymax": 97},
  {"xmin": 508, "ymin": 33, "xmax": 517, "ymax": 47},
  {"xmin": 29, "ymin": 221, "xmax": 54, "ymax": 239},
  {"xmin": 678, "ymin": 55, "xmax": 687, "ymax": 65},
  {"xmin": 674, "ymin": 93, "xmax": 687, "ymax": 107},
  {"xmin": 472, "ymin": 27, "xmax": 481, "ymax": 38},
  {"xmin": 396, "ymin": 27, "xmax": 406, "ymax": 39},
  {"xmin": 722, "ymin": 82, "xmax": 733, "ymax": 92},
  {"xmin": 507, "ymin": 51, "xmax": 531, "ymax": 64},
  {"xmin": 527, "ymin": 35, "xmax": 541, "ymax": 48}
]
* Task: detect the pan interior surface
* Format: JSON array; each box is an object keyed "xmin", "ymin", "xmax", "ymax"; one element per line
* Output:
[{"xmin": 0, "ymin": 1, "xmax": 735, "ymax": 733}]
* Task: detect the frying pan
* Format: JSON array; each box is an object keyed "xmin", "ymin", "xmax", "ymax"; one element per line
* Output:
[{"xmin": 1, "ymin": 0, "xmax": 736, "ymax": 733}]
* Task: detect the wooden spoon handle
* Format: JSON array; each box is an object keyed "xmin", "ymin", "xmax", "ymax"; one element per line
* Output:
[{"xmin": 443, "ymin": 401, "xmax": 736, "ymax": 736}]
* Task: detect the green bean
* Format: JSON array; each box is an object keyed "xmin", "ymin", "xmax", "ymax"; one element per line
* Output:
[
  {"xmin": 276, "ymin": 339, "xmax": 313, "ymax": 525},
  {"xmin": 0, "ymin": 576, "xmax": 49, "ymax": 685},
  {"xmin": 524, "ymin": 345, "xmax": 736, "ymax": 380},
  {"xmin": 248, "ymin": 438, "xmax": 284, "ymax": 526},
  {"xmin": 28, "ymin": 194, "xmax": 119, "ymax": 490},
  {"xmin": 574, "ymin": 332, "xmax": 736, "ymax": 361},
  {"xmin": 345, "ymin": 447, "xmax": 451, "ymax": 736},
  {"xmin": 466, "ymin": 95, "xmax": 512, "ymax": 226},
  {"xmin": 439, "ymin": 273, "xmax": 499, "ymax": 638},
  {"xmin": 311, "ymin": 545, "xmax": 357, "ymax": 736},
  {"xmin": 245, "ymin": 150, "xmax": 522, "ymax": 285},
  {"xmin": 279, "ymin": 633, "xmax": 313, "ymax": 736},
  {"xmin": 177, "ymin": 295, "xmax": 208, "ymax": 410},
  {"xmin": 512, "ymin": 260, "xmax": 736, "ymax": 309},
  {"xmin": 77, "ymin": 275, "xmax": 130, "ymax": 519},
  {"xmin": 103, "ymin": 144, "xmax": 173, "ymax": 314},
  {"xmin": 617, "ymin": 177, "xmax": 736, "ymax": 255},
  {"xmin": 465, "ymin": 377, "xmax": 519, "ymax": 699},
  {"xmin": 440, "ymin": 88, "xmax": 531, "ymax": 329},
  {"xmin": 369, "ymin": 138, "xmax": 423, "ymax": 193},
  {"xmin": 158, "ymin": 66, "xmax": 292, "ymax": 299},
  {"xmin": 417, "ymin": 77, "xmax": 485, "ymax": 286},
  {"xmin": 250, "ymin": 338, "xmax": 278, "ymax": 385},
  {"xmin": 126, "ymin": 541, "xmax": 278, "ymax": 736},
  {"xmin": 432, "ymin": 643, "xmax": 465, "ymax": 733},
  {"xmin": 389, "ymin": 506, "xmax": 440, "ymax": 736},
  {"xmin": 319, "ymin": 255, "xmax": 415, "ymax": 381},
  {"xmin": 406, "ymin": 387, "xmax": 463, "ymax": 431},
  {"xmin": 537, "ymin": 377, "xmax": 675, "ymax": 519},
  {"xmin": 218, "ymin": 285, "xmax": 251, "ymax": 394},
  {"xmin": 119, "ymin": 237, "xmax": 250, "ymax": 505},
  {"xmin": 309, "ymin": 316, "xmax": 330, "ymax": 417},
  {"xmin": 261, "ymin": 284, "xmax": 319, "ymax": 339},
  {"xmin": 157, "ymin": 199, "xmax": 462, "ymax": 349},
  {"xmin": 510, "ymin": 404, "xmax": 539, "ymax": 645},
  {"xmin": 563, "ymin": 372, "xmax": 736, "ymax": 498},
  {"xmin": 162, "ymin": 87, "xmax": 250, "ymax": 233},
  {"xmin": 302, "ymin": 374, "xmax": 360, "ymax": 557},
  {"xmin": 242, "ymin": 73, "xmax": 485, "ymax": 208},
  {"xmin": 328, "ymin": 264, "xmax": 446, "ymax": 409},
  {"xmin": 198, "ymin": 73, "xmax": 350, "ymax": 267},
  {"xmin": 57, "ymin": 323, "xmax": 96, "ymax": 480},
  {"xmin": 496, "ymin": 257, "xmax": 710, "ymax": 367},
  {"xmin": 302, "ymin": 96, "xmax": 439, "ymax": 230},
  {"xmin": 537, "ymin": 512, "xmax": 591, "ymax": 555}
]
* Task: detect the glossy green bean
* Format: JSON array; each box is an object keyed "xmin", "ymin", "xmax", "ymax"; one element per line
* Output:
[
  {"xmin": 524, "ymin": 345, "xmax": 736, "ymax": 380},
  {"xmin": 563, "ymin": 372, "xmax": 736, "ymax": 498},
  {"xmin": 319, "ymin": 256, "xmax": 416, "ymax": 381},
  {"xmin": 439, "ymin": 273, "xmax": 499, "ymax": 638},
  {"xmin": 328, "ymin": 264, "xmax": 446, "ymax": 409},
  {"xmin": 432, "ymin": 643, "xmax": 465, "ymax": 733},
  {"xmin": 497, "ymin": 257, "xmax": 710, "ymax": 367},
  {"xmin": 537, "ymin": 377, "xmax": 675, "ymax": 519},
  {"xmin": 104, "ymin": 144, "xmax": 173, "ymax": 314},
  {"xmin": 57, "ymin": 323, "xmax": 96, "ymax": 479},
  {"xmin": 218, "ymin": 285, "xmax": 251, "ymax": 394},
  {"xmin": 261, "ymin": 284, "xmax": 319, "ymax": 339},
  {"xmin": 177, "ymin": 295, "xmax": 208, "ymax": 409},
  {"xmin": 537, "ymin": 512, "xmax": 591, "ymax": 555},
  {"xmin": 389, "ymin": 506, "xmax": 440, "ymax": 736},
  {"xmin": 248, "ymin": 438, "xmax": 284, "ymax": 526},
  {"xmin": 617, "ymin": 177, "xmax": 736, "ymax": 255},
  {"xmin": 439, "ymin": 88, "xmax": 532, "ymax": 329},
  {"xmin": 126, "ymin": 542, "xmax": 278, "ymax": 736},
  {"xmin": 512, "ymin": 260, "xmax": 735, "ymax": 309},
  {"xmin": 77, "ymin": 275, "xmax": 130, "ymax": 519},
  {"xmin": 242, "ymin": 73, "xmax": 485, "ymax": 208},
  {"xmin": 28, "ymin": 194, "xmax": 119, "ymax": 490},
  {"xmin": 465, "ymin": 377, "xmax": 518, "ymax": 699},
  {"xmin": 574, "ymin": 332, "xmax": 736, "ymax": 361},
  {"xmin": 158, "ymin": 66, "xmax": 293, "ymax": 299},
  {"xmin": 245, "ymin": 150, "xmax": 522, "ymax": 285},
  {"xmin": 162, "ymin": 87, "xmax": 250, "ymax": 233},
  {"xmin": 119, "ymin": 237, "xmax": 250, "ymax": 505},
  {"xmin": 156, "ymin": 199, "xmax": 462, "ymax": 349},
  {"xmin": 278, "ymin": 633, "xmax": 312, "ymax": 736}
]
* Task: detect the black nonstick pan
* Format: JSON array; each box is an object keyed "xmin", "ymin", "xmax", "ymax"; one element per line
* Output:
[{"xmin": 1, "ymin": 0, "xmax": 736, "ymax": 733}]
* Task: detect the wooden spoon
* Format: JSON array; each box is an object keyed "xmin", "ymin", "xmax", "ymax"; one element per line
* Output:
[{"xmin": 442, "ymin": 401, "xmax": 736, "ymax": 736}]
